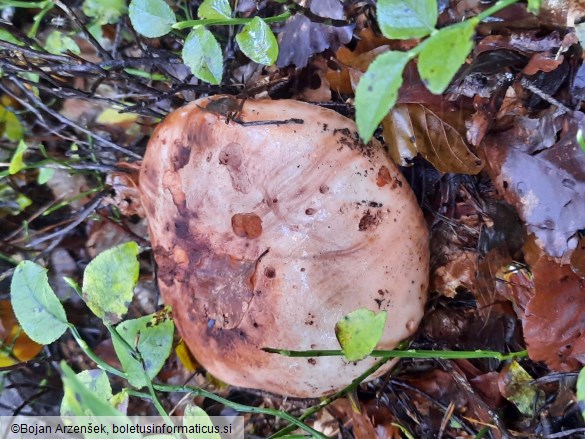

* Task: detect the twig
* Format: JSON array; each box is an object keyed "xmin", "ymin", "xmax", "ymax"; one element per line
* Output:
[
  {"xmin": 9, "ymin": 78, "xmax": 142, "ymax": 159},
  {"xmin": 24, "ymin": 190, "xmax": 107, "ymax": 248}
]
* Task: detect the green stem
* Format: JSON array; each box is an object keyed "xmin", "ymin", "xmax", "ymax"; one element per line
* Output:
[
  {"xmin": 67, "ymin": 324, "xmax": 127, "ymax": 379},
  {"xmin": 172, "ymin": 10, "xmax": 291, "ymax": 30},
  {"xmin": 154, "ymin": 383, "xmax": 327, "ymax": 439},
  {"xmin": 105, "ymin": 324, "xmax": 171, "ymax": 423},
  {"xmin": 0, "ymin": 1, "xmax": 48, "ymax": 7},
  {"xmin": 263, "ymin": 348, "xmax": 528, "ymax": 361},
  {"xmin": 28, "ymin": 1, "xmax": 53, "ymax": 38},
  {"xmin": 269, "ymin": 358, "xmax": 390, "ymax": 438}
]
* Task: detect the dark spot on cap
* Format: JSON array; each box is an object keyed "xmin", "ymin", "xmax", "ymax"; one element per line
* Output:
[
  {"xmin": 264, "ymin": 266, "xmax": 276, "ymax": 278},
  {"xmin": 319, "ymin": 185, "xmax": 329, "ymax": 194},
  {"xmin": 231, "ymin": 213, "xmax": 263, "ymax": 239},
  {"xmin": 305, "ymin": 208, "xmax": 316, "ymax": 215},
  {"xmin": 171, "ymin": 143, "xmax": 191, "ymax": 171},
  {"xmin": 308, "ymin": 358, "xmax": 316, "ymax": 365}
]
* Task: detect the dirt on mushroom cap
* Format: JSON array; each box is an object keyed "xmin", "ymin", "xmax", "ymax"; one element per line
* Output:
[{"xmin": 139, "ymin": 96, "xmax": 429, "ymax": 397}]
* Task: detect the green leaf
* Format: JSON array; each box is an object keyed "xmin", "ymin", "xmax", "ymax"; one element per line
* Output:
[
  {"xmin": 37, "ymin": 167, "xmax": 55, "ymax": 185},
  {"xmin": 417, "ymin": 19, "xmax": 477, "ymax": 94},
  {"xmin": 184, "ymin": 404, "xmax": 221, "ymax": 439},
  {"xmin": 61, "ymin": 369, "xmax": 113, "ymax": 416},
  {"xmin": 0, "ymin": 28, "xmax": 23, "ymax": 46},
  {"xmin": 45, "ymin": 31, "xmax": 81, "ymax": 55},
  {"xmin": 10, "ymin": 261, "xmax": 68, "ymax": 345},
  {"xmin": 235, "ymin": 17, "xmax": 278, "ymax": 66},
  {"xmin": 527, "ymin": 0, "xmax": 541, "ymax": 14},
  {"xmin": 577, "ymin": 367, "xmax": 585, "ymax": 417},
  {"xmin": 0, "ymin": 105, "xmax": 24, "ymax": 142},
  {"xmin": 129, "ymin": 0, "xmax": 177, "ymax": 38},
  {"xmin": 578, "ymin": 129, "xmax": 585, "ymax": 153},
  {"xmin": 111, "ymin": 309, "xmax": 174, "ymax": 388},
  {"xmin": 355, "ymin": 50, "xmax": 409, "ymax": 142},
  {"xmin": 377, "ymin": 0, "xmax": 437, "ymax": 39},
  {"xmin": 60, "ymin": 363, "xmax": 141, "ymax": 439},
  {"xmin": 82, "ymin": 241, "xmax": 139, "ymax": 324},
  {"xmin": 83, "ymin": 0, "xmax": 128, "ymax": 25},
  {"xmin": 335, "ymin": 308, "xmax": 387, "ymax": 362},
  {"xmin": 8, "ymin": 140, "xmax": 27, "ymax": 175},
  {"xmin": 182, "ymin": 26, "xmax": 223, "ymax": 84},
  {"xmin": 197, "ymin": 0, "xmax": 232, "ymax": 19}
]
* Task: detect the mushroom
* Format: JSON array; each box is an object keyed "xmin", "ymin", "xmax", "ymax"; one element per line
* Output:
[{"xmin": 139, "ymin": 96, "xmax": 429, "ymax": 397}]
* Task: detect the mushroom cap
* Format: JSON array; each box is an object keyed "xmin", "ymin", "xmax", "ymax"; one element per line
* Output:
[{"xmin": 139, "ymin": 96, "xmax": 429, "ymax": 397}]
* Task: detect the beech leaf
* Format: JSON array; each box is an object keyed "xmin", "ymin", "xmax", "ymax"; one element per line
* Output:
[{"xmin": 382, "ymin": 104, "xmax": 483, "ymax": 174}]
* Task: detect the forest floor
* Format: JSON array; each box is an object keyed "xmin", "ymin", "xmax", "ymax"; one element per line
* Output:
[{"xmin": 1, "ymin": 0, "xmax": 585, "ymax": 438}]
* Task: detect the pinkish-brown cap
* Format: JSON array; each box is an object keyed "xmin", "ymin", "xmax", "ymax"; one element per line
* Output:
[{"xmin": 139, "ymin": 96, "xmax": 429, "ymax": 397}]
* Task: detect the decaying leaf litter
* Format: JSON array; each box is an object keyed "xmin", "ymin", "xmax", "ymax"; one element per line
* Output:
[{"xmin": 1, "ymin": 0, "xmax": 585, "ymax": 437}]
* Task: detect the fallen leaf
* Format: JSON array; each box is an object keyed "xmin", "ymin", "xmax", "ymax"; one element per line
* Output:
[
  {"xmin": 483, "ymin": 112, "xmax": 585, "ymax": 257},
  {"xmin": 382, "ymin": 104, "xmax": 483, "ymax": 174},
  {"xmin": 0, "ymin": 300, "xmax": 43, "ymax": 366},
  {"xmin": 498, "ymin": 361, "xmax": 543, "ymax": 416},
  {"xmin": 522, "ymin": 52, "xmax": 564, "ymax": 75},
  {"xmin": 276, "ymin": 0, "xmax": 352, "ymax": 69},
  {"xmin": 523, "ymin": 253, "xmax": 585, "ymax": 371}
]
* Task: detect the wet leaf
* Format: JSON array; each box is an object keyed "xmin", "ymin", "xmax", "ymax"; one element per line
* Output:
[
  {"xmin": 523, "ymin": 253, "xmax": 585, "ymax": 370},
  {"xmin": 276, "ymin": 0, "xmax": 352, "ymax": 69},
  {"xmin": 182, "ymin": 26, "xmax": 223, "ymax": 84},
  {"xmin": 184, "ymin": 404, "xmax": 221, "ymax": 439},
  {"xmin": 61, "ymin": 369, "xmax": 113, "ymax": 416},
  {"xmin": 236, "ymin": 17, "xmax": 278, "ymax": 66},
  {"xmin": 355, "ymin": 51, "xmax": 409, "ymax": 142},
  {"xmin": 483, "ymin": 113, "xmax": 585, "ymax": 257},
  {"xmin": 129, "ymin": 0, "xmax": 176, "ymax": 38},
  {"xmin": 335, "ymin": 308, "xmax": 387, "ymax": 361},
  {"xmin": 382, "ymin": 104, "xmax": 483, "ymax": 174},
  {"xmin": 498, "ymin": 361, "xmax": 542, "ymax": 416},
  {"xmin": 111, "ymin": 309, "xmax": 174, "ymax": 388},
  {"xmin": 8, "ymin": 140, "xmax": 27, "ymax": 175},
  {"xmin": 10, "ymin": 261, "xmax": 68, "ymax": 345},
  {"xmin": 197, "ymin": 0, "xmax": 231, "ymax": 19},
  {"xmin": 377, "ymin": 0, "xmax": 437, "ymax": 39},
  {"xmin": 82, "ymin": 241, "xmax": 139, "ymax": 324},
  {"xmin": 0, "ymin": 300, "xmax": 43, "ymax": 366},
  {"xmin": 418, "ymin": 20, "xmax": 477, "ymax": 94}
]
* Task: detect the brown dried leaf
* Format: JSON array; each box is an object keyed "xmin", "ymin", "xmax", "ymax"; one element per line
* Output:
[
  {"xmin": 382, "ymin": 104, "xmax": 483, "ymax": 174},
  {"xmin": 524, "ymin": 254, "xmax": 585, "ymax": 371},
  {"xmin": 522, "ymin": 52, "xmax": 564, "ymax": 75},
  {"xmin": 0, "ymin": 300, "xmax": 43, "ymax": 366}
]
